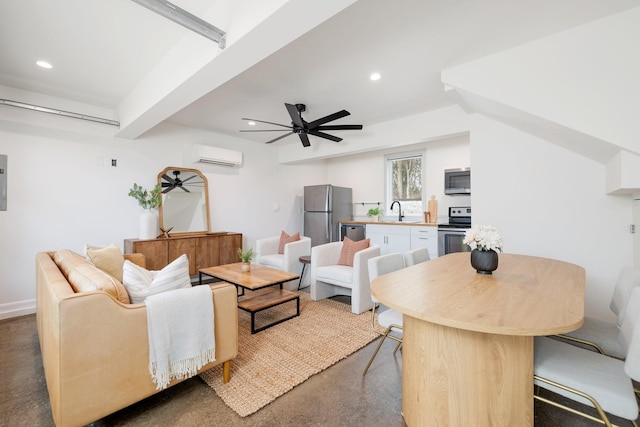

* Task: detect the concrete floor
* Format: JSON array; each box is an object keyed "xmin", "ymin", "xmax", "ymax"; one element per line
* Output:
[{"xmin": 0, "ymin": 300, "xmax": 635, "ymax": 426}]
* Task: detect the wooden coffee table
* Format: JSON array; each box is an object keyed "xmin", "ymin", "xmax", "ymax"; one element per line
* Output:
[{"xmin": 199, "ymin": 263, "xmax": 300, "ymax": 334}]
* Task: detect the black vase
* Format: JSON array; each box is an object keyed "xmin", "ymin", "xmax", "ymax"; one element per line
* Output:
[{"xmin": 470, "ymin": 249, "xmax": 499, "ymax": 274}]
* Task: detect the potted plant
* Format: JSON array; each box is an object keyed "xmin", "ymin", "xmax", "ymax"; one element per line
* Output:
[
  {"xmin": 128, "ymin": 183, "xmax": 162, "ymax": 210},
  {"xmin": 367, "ymin": 206, "xmax": 383, "ymax": 222},
  {"xmin": 463, "ymin": 225, "xmax": 503, "ymax": 274},
  {"xmin": 237, "ymin": 247, "xmax": 254, "ymax": 272},
  {"xmin": 128, "ymin": 183, "xmax": 163, "ymax": 240}
]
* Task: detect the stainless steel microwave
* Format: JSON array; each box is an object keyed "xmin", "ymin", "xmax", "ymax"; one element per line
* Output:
[{"xmin": 444, "ymin": 167, "xmax": 471, "ymax": 195}]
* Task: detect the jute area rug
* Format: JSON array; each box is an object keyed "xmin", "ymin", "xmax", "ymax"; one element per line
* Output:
[{"xmin": 199, "ymin": 291, "xmax": 378, "ymax": 417}]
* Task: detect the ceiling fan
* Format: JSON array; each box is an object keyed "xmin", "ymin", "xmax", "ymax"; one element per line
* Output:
[
  {"xmin": 240, "ymin": 103, "xmax": 363, "ymax": 147},
  {"xmin": 161, "ymin": 170, "xmax": 195, "ymax": 193}
]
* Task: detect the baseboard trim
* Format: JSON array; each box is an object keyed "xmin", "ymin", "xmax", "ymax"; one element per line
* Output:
[{"xmin": 0, "ymin": 299, "xmax": 36, "ymax": 320}]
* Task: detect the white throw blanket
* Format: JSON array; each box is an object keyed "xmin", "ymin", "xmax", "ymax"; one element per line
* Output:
[{"xmin": 145, "ymin": 285, "xmax": 216, "ymax": 390}]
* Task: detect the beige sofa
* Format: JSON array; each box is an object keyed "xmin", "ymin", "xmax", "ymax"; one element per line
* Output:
[{"xmin": 36, "ymin": 250, "xmax": 238, "ymax": 427}]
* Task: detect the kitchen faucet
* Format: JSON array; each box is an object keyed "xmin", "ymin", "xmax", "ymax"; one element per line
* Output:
[{"xmin": 390, "ymin": 200, "xmax": 404, "ymax": 222}]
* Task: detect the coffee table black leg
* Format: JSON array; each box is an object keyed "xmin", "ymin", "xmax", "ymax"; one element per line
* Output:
[
  {"xmin": 245, "ymin": 296, "xmax": 301, "ymax": 334},
  {"xmin": 250, "ymin": 312, "xmax": 256, "ymax": 334}
]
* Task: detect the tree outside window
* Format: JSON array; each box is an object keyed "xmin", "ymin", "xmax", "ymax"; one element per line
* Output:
[{"xmin": 386, "ymin": 153, "xmax": 423, "ymax": 216}]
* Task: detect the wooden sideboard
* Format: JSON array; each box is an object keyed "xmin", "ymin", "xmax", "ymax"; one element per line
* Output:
[{"xmin": 124, "ymin": 232, "xmax": 242, "ymax": 276}]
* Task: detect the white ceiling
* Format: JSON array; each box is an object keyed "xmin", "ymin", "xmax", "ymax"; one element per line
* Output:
[{"xmin": 1, "ymin": 0, "xmax": 637, "ymax": 148}]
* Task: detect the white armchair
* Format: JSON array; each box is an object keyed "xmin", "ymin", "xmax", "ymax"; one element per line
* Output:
[
  {"xmin": 255, "ymin": 235, "xmax": 311, "ymax": 291},
  {"xmin": 310, "ymin": 241, "xmax": 381, "ymax": 314}
]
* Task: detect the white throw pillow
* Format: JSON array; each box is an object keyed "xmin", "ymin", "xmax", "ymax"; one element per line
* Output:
[{"xmin": 122, "ymin": 254, "xmax": 191, "ymax": 303}]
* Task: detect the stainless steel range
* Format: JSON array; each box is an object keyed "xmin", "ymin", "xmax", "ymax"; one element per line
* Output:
[{"xmin": 438, "ymin": 206, "xmax": 471, "ymax": 256}]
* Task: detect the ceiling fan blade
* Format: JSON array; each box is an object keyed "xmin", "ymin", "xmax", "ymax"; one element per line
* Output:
[
  {"xmin": 306, "ymin": 110, "xmax": 350, "ymax": 129},
  {"xmin": 179, "ymin": 186, "xmax": 191, "ymax": 193},
  {"xmin": 181, "ymin": 175, "xmax": 197, "ymax": 184},
  {"xmin": 299, "ymin": 132, "xmax": 311, "ymax": 147},
  {"xmin": 241, "ymin": 118, "xmax": 291, "ymax": 128},
  {"xmin": 316, "ymin": 124, "xmax": 363, "ymax": 131},
  {"xmin": 162, "ymin": 187, "xmax": 173, "ymax": 194},
  {"xmin": 285, "ymin": 103, "xmax": 305, "ymax": 128},
  {"xmin": 162, "ymin": 174, "xmax": 176, "ymax": 185},
  {"xmin": 265, "ymin": 132, "xmax": 294, "ymax": 144},
  {"xmin": 308, "ymin": 130, "xmax": 342, "ymax": 142}
]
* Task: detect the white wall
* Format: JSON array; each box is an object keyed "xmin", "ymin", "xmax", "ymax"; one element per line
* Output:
[
  {"xmin": 327, "ymin": 135, "xmax": 470, "ymax": 223},
  {"xmin": 0, "ymin": 107, "xmax": 326, "ymax": 318},
  {"xmin": 442, "ymin": 7, "xmax": 640, "ymax": 161},
  {"xmin": 470, "ymin": 114, "xmax": 632, "ymax": 321},
  {"xmin": 2, "ymin": 100, "xmax": 634, "ymax": 324}
]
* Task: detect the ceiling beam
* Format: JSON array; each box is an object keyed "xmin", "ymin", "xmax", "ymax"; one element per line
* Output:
[{"xmin": 115, "ymin": 0, "xmax": 357, "ymax": 139}]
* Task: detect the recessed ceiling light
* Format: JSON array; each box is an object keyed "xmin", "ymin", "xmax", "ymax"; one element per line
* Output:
[
  {"xmin": 36, "ymin": 60, "xmax": 52, "ymax": 69},
  {"xmin": 247, "ymin": 121, "xmax": 256, "ymax": 126},
  {"xmin": 369, "ymin": 72, "xmax": 381, "ymax": 81}
]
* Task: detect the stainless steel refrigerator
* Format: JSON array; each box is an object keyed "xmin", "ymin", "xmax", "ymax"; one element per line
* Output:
[{"xmin": 304, "ymin": 185, "xmax": 352, "ymax": 247}]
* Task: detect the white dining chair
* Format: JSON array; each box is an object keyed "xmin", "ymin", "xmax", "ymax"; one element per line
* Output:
[
  {"xmin": 534, "ymin": 286, "xmax": 640, "ymax": 426},
  {"xmin": 363, "ymin": 252, "xmax": 406, "ymax": 375},
  {"xmin": 403, "ymin": 247, "xmax": 430, "ymax": 266},
  {"xmin": 554, "ymin": 266, "xmax": 640, "ymax": 359}
]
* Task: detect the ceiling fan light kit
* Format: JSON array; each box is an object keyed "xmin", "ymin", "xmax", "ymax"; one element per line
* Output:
[
  {"xmin": 240, "ymin": 103, "xmax": 363, "ymax": 147},
  {"xmin": 130, "ymin": 0, "xmax": 226, "ymax": 48}
]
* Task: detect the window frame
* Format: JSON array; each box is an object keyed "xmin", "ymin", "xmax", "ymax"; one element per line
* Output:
[{"xmin": 385, "ymin": 151, "xmax": 425, "ymax": 219}]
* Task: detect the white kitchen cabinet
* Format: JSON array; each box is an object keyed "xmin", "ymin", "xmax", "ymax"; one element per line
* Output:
[
  {"xmin": 366, "ymin": 224, "xmax": 411, "ymax": 255},
  {"xmin": 410, "ymin": 226, "xmax": 438, "ymax": 259}
]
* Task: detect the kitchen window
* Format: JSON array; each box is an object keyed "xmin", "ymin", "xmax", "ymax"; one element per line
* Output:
[{"xmin": 386, "ymin": 152, "xmax": 424, "ymax": 216}]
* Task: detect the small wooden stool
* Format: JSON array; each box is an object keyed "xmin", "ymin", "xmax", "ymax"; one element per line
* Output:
[{"xmin": 298, "ymin": 255, "xmax": 311, "ymax": 290}]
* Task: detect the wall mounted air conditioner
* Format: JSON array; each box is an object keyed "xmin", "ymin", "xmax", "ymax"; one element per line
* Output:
[{"xmin": 189, "ymin": 144, "xmax": 243, "ymax": 167}]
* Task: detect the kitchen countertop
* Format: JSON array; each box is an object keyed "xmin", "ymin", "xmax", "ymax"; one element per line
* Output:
[{"xmin": 339, "ymin": 220, "xmax": 438, "ymax": 226}]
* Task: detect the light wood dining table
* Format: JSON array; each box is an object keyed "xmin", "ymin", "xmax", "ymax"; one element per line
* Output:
[{"xmin": 370, "ymin": 252, "xmax": 585, "ymax": 427}]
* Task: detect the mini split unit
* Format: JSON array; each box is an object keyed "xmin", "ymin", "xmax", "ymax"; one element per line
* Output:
[{"xmin": 189, "ymin": 144, "xmax": 243, "ymax": 168}]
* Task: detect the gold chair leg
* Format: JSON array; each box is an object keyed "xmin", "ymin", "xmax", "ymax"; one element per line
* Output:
[
  {"xmin": 364, "ymin": 304, "xmax": 404, "ymax": 375},
  {"xmin": 363, "ymin": 329, "xmax": 392, "ymax": 376},
  {"xmin": 553, "ymin": 334, "xmax": 608, "ymax": 356},
  {"xmin": 363, "ymin": 326, "xmax": 403, "ymax": 375},
  {"xmin": 534, "ymin": 375, "xmax": 616, "ymax": 427}
]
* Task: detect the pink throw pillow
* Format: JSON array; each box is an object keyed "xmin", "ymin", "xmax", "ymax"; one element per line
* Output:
[
  {"xmin": 278, "ymin": 231, "xmax": 301, "ymax": 254},
  {"xmin": 338, "ymin": 238, "xmax": 371, "ymax": 266}
]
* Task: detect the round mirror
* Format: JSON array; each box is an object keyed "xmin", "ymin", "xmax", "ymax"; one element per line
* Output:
[{"xmin": 158, "ymin": 167, "xmax": 210, "ymax": 235}]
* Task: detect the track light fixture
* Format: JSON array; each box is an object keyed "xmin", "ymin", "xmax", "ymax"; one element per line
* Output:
[
  {"xmin": 0, "ymin": 99, "xmax": 120, "ymax": 126},
  {"xmin": 131, "ymin": 0, "xmax": 226, "ymax": 48}
]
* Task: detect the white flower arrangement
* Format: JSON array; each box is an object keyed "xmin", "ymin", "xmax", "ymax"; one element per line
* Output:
[{"xmin": 463, "ymin": 225, "xmax": 503, "ymax": 252}]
